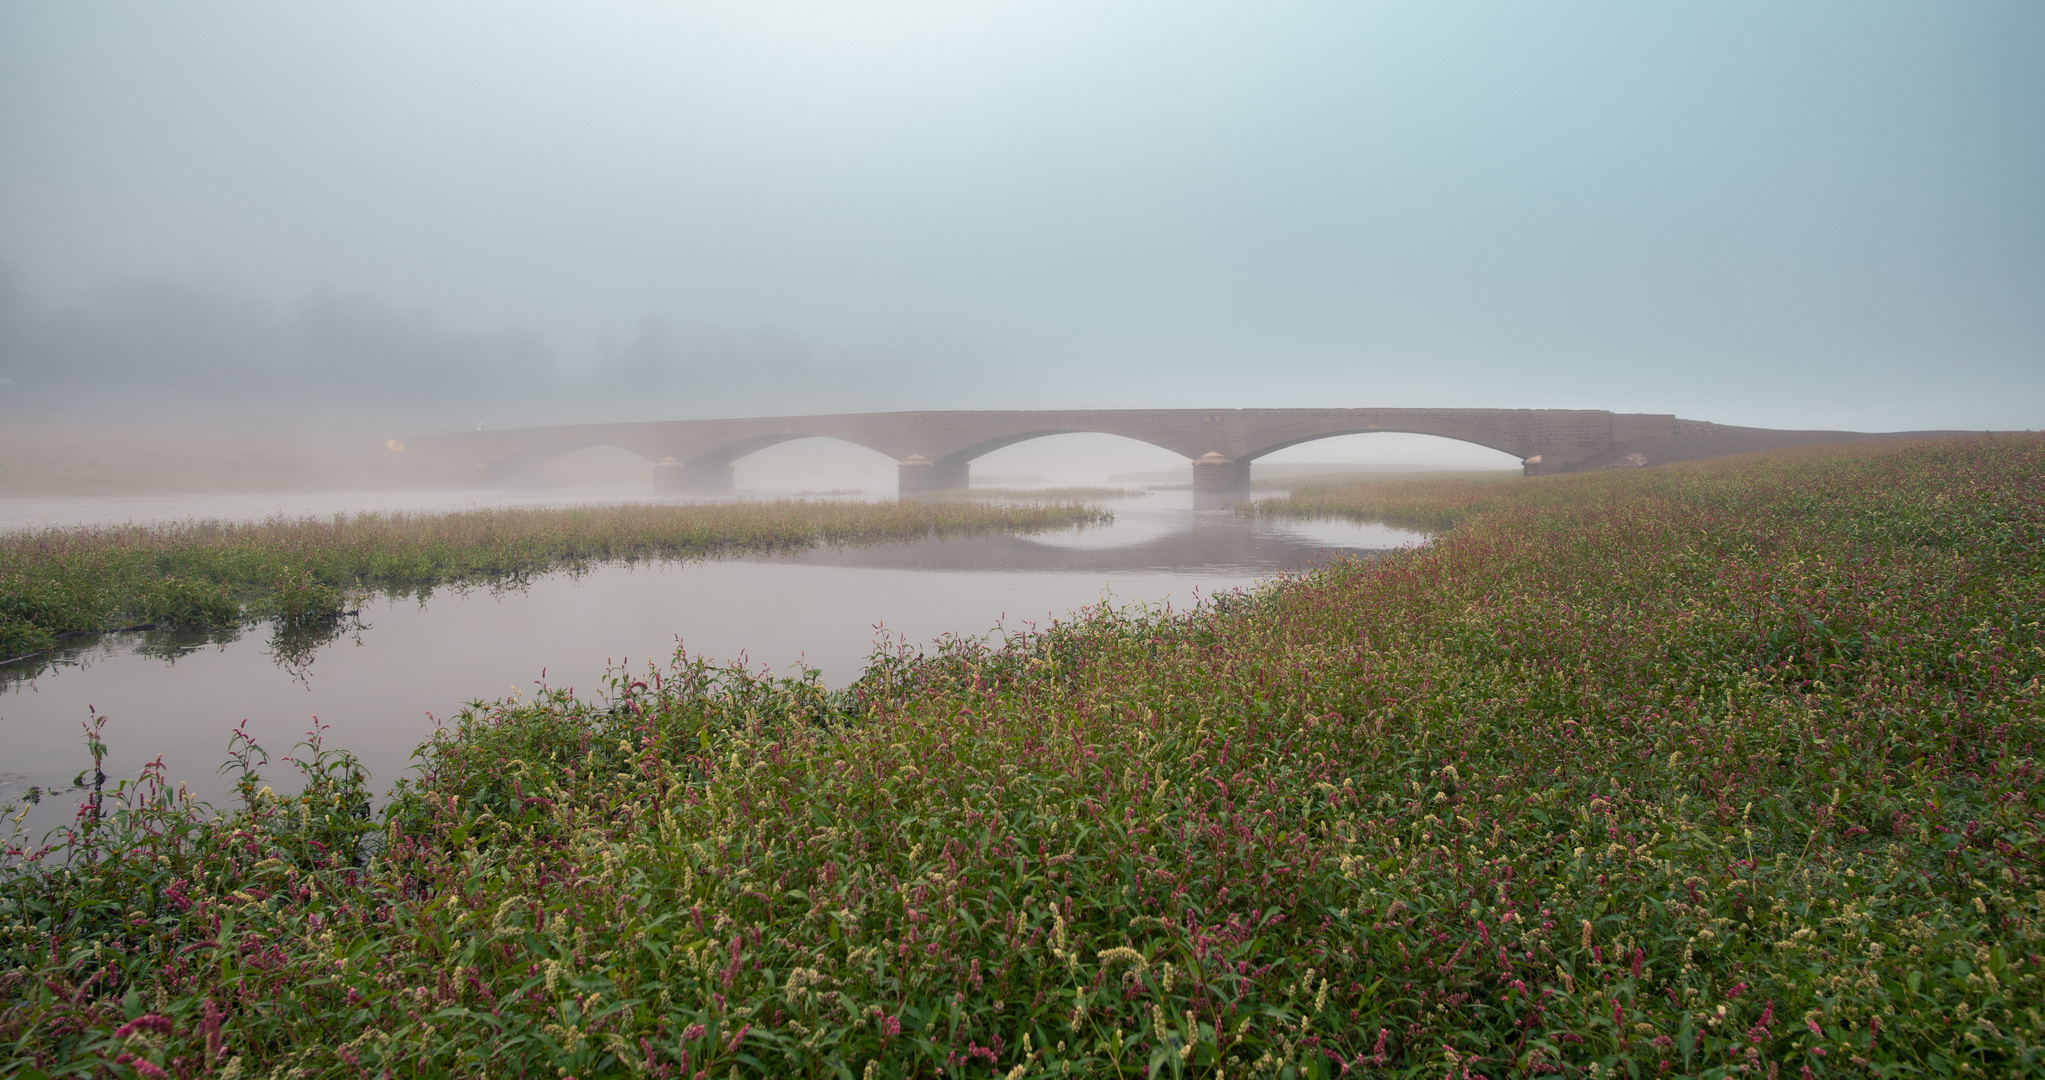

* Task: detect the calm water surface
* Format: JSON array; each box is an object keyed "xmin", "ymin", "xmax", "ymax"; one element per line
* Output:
[{"xmin": 1, "ymin": 488, "xmax": 1419, "ymax": 835}]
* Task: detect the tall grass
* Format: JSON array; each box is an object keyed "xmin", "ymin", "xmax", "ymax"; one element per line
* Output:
[
  {"xmin": 0, "ymin": 499, "xmax": 1112, "ymax": 661},
  {"xmin": 3, "ymin": 436, "xmax": 2042, "ymax": 1077}
]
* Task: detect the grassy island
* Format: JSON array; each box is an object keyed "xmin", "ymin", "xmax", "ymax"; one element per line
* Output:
[
  {"xmin": 4, "ymin": 437, "xmax": 2042, "ymax": 1078},
  {"xmin": 0, "ymin": 498, "xmax": 1113, "ymax": 662}
]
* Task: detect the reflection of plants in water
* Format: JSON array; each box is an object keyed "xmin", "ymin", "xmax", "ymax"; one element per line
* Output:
[
  {"xmin": 130, "ymin": 623, "xmax": 245, "ymax": 663},
  {"xmin": 1, "ymin": 624, "xmax": 241, "ymax": 692},
  {"xmin": 265, "ymin": 612, "xmax": 367, "ymax": 681},
  {"xmin": 0, "ymin": 646, "xmax": 70, "ymax": 689},
  {"xmin": 0, "ymin": 632, "xmax": 140, "ymax": 690},
  {"xmin": 0, "ymin": 613, "xmax": 365, "ymax": 692}
]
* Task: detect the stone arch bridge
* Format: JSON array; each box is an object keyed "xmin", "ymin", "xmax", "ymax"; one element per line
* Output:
[{"xmin": 402, "ymin": 408, "xmax": 1694, "ymax": 495}]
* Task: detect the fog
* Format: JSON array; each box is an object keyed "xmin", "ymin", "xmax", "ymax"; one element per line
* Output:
[{"xmin": 3, "ymin": 2, "xmax": 2042, "ymax": 462}]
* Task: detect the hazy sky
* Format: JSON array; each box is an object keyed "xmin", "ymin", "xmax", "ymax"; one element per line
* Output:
[{"xmin": 2, "ymin": 2, "xmax": 2040, "ymax": 429}]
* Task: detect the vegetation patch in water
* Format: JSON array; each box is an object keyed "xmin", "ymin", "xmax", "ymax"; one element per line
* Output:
[
  {"xmin": 0, "ymin": 499, "xmax": 1112, "ymax": 662},
  {"xmin": 3, "ymin": 436, "xmax": 2042, "ymax": 1077}
]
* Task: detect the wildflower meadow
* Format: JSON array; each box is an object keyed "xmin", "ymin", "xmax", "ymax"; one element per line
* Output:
[{"xmin": 3, "ymin": 436, "xmax": 2041, "ymax": 1078}]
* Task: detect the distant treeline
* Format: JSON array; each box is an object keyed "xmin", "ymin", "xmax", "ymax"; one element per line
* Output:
[{"xmin": 0, "ymin": 277, "xmax": 917, "ymax": 416}]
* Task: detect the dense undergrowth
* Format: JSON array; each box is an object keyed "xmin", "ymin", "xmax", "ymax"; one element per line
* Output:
[
  {"xmin": 3, "ymin": 436, "xmax": 2042, "ymax": 1078},
  {"xmin": 0, "ymin": 498, "xmax": 1111, "ymax": 661}
]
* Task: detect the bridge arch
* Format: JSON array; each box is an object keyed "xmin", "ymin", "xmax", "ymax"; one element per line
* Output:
[
  {"xmin": 1238, "ymin": 420, "xmax": 1535, "ymax": 464},
  {"xmin": 411, "ymin": 409, "xmax": 1683, "ymax": 495},
  {"xmin": 943, "ymin": 431, "xmax": 1188, "ymax": 487},
  {"xmin": 665, "ymin": 432, "xmax": 905, "ymax": 491},
  {"xmin": 918, "ymin": 420, "xmax": 1534, "ymax": 493},
  {"xmin": 913, "ymin": 428, "xmax": 1202, "ymax": 493},
  {"xmin": 1243, "ymin": 428, "xmax": 1527, "ymax": 465},
  {"xmin": 1251, "ymin": 430, "xmax": 1523, "ymax": 470},
  {"xmin": 477, "ymin": 440, "xmax": 649, "ymax": 486},
  {"xmin": 668, "ymin": 417, "xmax": 1546, "ymax": 494},
  {"xmin": 725, "ymin": 435, "xmax": 900, "ymax": 491}
]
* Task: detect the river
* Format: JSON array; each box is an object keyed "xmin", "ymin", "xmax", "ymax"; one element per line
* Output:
[{"xmin": 0, "ymin": 486, "xmax": 1419, "ymax": 839}]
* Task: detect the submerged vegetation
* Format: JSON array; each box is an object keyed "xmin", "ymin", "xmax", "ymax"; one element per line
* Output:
[
  {"xmin": 0, "ymin": 498, "xmax": 1111, "ymax": 661},
  {"xmin": 4, "ymin": 436, "xmax": 2043, "ymax": 1077}
]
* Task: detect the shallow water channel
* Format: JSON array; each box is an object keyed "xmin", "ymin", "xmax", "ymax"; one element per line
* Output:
[{"xmin": 0, "ymin": 488, "xmax": 1420, "ymax": 837}]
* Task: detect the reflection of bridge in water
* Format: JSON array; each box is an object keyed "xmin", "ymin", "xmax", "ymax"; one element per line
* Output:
[
  {"xmin": 400, "ymin": 408, "xmax": 1942, "ymax": 498},
  {"xmin": 761, "ymin": 504, "xmax": 1420, "ymax": 575}
]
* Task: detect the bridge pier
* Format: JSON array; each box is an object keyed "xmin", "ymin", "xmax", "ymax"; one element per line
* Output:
[
  {"xmin": 1190, "ymin": 452, "xmax": 1251, "ymax": 509},
  {"xmin": 652, "ymin": 457, "xmax": 735, "ymax": 492},
  {"xmin": 1191, "ymin": 452, "xmax": 1250, "ymax": 491},
  {"xmin": 898, "ymin": 454, "xmax": 969, "ymax": 496}
]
